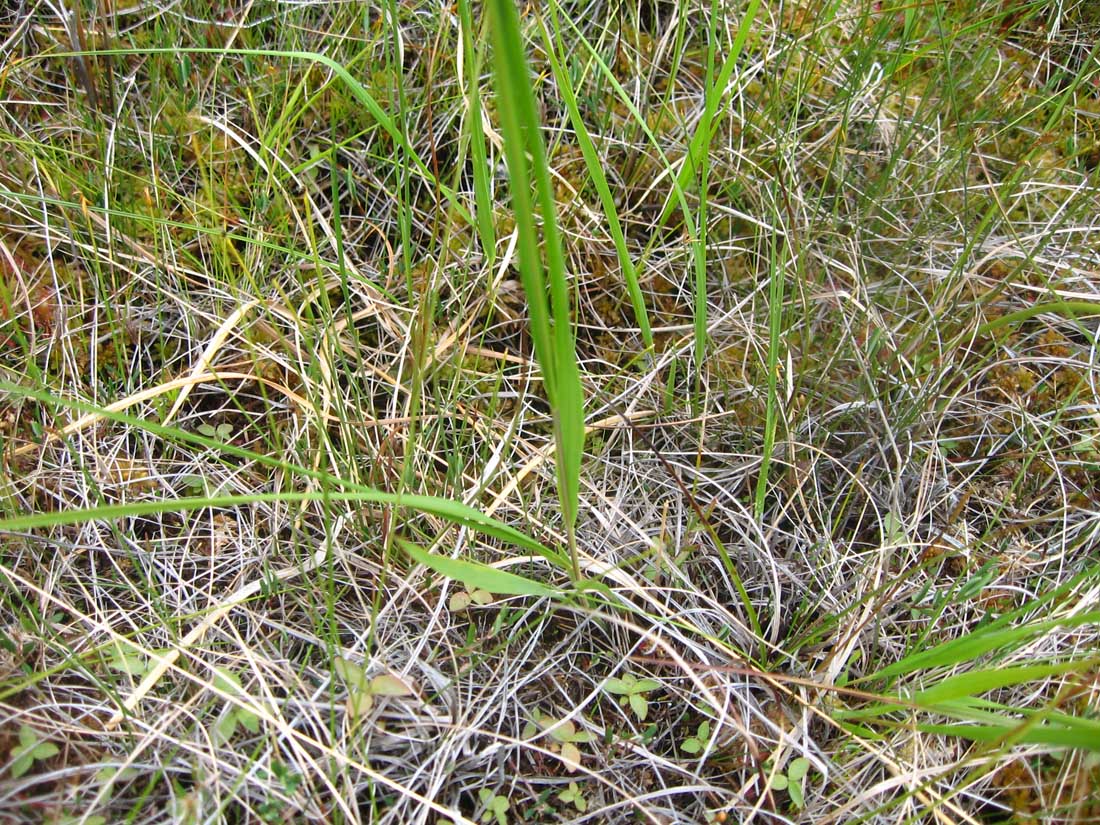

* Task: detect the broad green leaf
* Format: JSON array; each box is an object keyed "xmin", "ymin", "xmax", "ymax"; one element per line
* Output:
[
  {"xmin": 236, "ymin": 709, "xmax": 260, "ymax": 734},
  {"xmin": 107, "ymin": 650, "xmax": 151, "ymax": 676},
  {"xmin": 629, "ymin": 693, "xmax": 649, "ymax": 721},
  {"xmin": 369, "ymin": 674, "xmax": 413, "ymax": 697},
  {"xmin": 560, "ymin": 741, "xmax": 582, "ymax": 772},
  {"xmin": 212, "ymin": 667, "xmax": 243, "ymax": 695},
  {"xmin": 333, "ymin": 657, "xmax": 367, "ymax": 689},
  {"xmin": 603, "ymin": 677, "xmax": 630, "ymax": 695},
  {"xmin": 449, "ymin": 591, "xmax": 472, "ymax": 612},
  {"xmin": 547, "ymin": 719, "xmax": 575, "ymax": 742},
  {"xmin": 10, "ymin": 753, "xmax": 34, "ymax": 779},
  {"xmin": 347, "ymin": 692, "xmax": 374, "ymax": 718},
  {"xmin": 214, "ymin": 712, "xmax": 238, "ymax": 744},
  {"xmin": 788, "ymin": 778, "xmax": 805, "ymax": 809},
  {"xmin": 31, "ymin": 742, "xmax": 58, "ymax": 760},
  {"xmin": 398, "ymin": 539, "xmax": 558, "ymax": 598}
]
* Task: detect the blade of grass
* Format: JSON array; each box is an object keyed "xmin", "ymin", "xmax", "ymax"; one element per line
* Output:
[
  {"xmin": 486, "ymin": 0, "xmax": 585, "ymax": 581},
  {"xmin": 754, "ymin": 228, "xmax": 787, "ymax": 518},
  {"xmin": 397, "ymin": 538, "xmax": 559, "ymax": 598},
  {"xmin": 655, "ymin": 0, "xmax": 762, "ymax": 228},
  {"xmin": 0, "ymin": 380, "xmax": 558, "ymax": 562},
  {"xmin": 539, "ymin": 7, "xmax": 652, "ymax": 352},
  {"xmin": 458, "ymin": 0, "xmax": 497, "ymax": 271}
]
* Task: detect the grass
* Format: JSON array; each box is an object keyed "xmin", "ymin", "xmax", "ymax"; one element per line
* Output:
[{"xmin": 1, "ymin": 0, "xmax": 1099, "ymax": 822}]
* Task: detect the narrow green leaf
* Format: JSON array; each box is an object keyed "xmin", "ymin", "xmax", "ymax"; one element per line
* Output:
[
  {"xmin": 656, "ymin": 0, "xmax": 762, "ymax": 227},
  {"xmin": 865, "ymin": 612, "xmax": 1100, "ymax": 683},
  {"xmin": 1, "ymin": 336, "xmax": 556, "ymax": 566},
  {"xmin": 486, "ymin": 0, "xmax": 585, "ymax": 580},
  {"xmin": 0, "ymin": 487, "xmax": 553, "ymax": 560},
  {"xmin": 539, "ymin": 11, "xmax": 652, "ymax": 350},
  {"xmin": 397, "ymin": 538, "xmax": 558, "ymax": 598},
  {"xmin": 457, "ymin": 0, "xmax": 496, "ymax": 268},
  {"xmin": 914, "ymin": 720, "xmax": 1100, "ymax": 750},
  {"xmin": 916, "ymin": 661, "xmax": 1093, "ymax": 705}
]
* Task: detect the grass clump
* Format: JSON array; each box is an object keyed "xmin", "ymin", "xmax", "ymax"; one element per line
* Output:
[{"xmin": 1, "ymin": 1, "xmax": 1099, "ymax": 822}]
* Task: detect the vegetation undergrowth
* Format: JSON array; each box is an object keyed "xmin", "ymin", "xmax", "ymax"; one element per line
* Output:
[{"xmin": 1, "ymin": 1, "xmax": 1098, "ymax": 822}]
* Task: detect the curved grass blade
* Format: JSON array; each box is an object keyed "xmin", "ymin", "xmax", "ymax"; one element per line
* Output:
[
  {"xmin": 0, "ymin": 381, "xmax": 554, "ymax": 561},
  {"xmin": 397, "ymin": 538, "xmax": 559, "ymax": 598}
]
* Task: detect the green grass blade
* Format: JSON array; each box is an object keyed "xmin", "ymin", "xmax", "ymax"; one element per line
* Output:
[
  {"xmin": 0, "ymin": 491, "xmax": 549, "ymax": 558},
  {"xmin": 397, "ymin": 539, "xmax": 559, "ymax": 598},
  {"xmin": 914, "ymin": 720, "xmax": 1100, "ymax": 750},
  {"xmin": 486, "ymin": 0, "xmax": 585, "ymax": 580},
  {"xmin": 916, "ymin": 661, "xmax": 1097, "ymax": 705},
  {"xmin": 754, "ymin": 231, "xmax": 786, "ymax": 518},
  {"xmin": 862, "ymin": 611, "xmax": 1100, "ymax": 684},
  {"xmin": 458, "ymin": 0, "xmax": 497, "ymax": 269},
  {"xmin": 539, "ymin": 6, "xmax": 652, "ymax": 351},
  {"xmin": 655, "ymin": 0, "xmax": 762, "ymax": 228},
  {"xmin": 0, "ymin": 381, "xmax": 554, "ymax": 560}
]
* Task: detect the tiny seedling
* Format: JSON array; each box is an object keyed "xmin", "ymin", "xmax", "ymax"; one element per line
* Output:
[
  {"xmin": 8, "ymin": 724, "xmax": 59, "ymax": 778},
  {"xmin": 680, "ymin": 720, "xmax": 711, "ymax": 754},
  {"xmin": 210, "ymin": 667, "xmax": 260, "ymax": 745},
  {"xmin": 523, "ymin": 711, "xmax": 593, "ymax": 772},
  {"xmin": 768, "ymin": 756, "xmax": 811, "ymax": 809},
  {"xmin": 449, "ymin": 587, "xmax": 493, "ymax": 612},
  {"xmin": 197, "ymin": 422, "xmax": 233, "ymax": 441},
  {"xmin": 333, "ymin": 656, "xmax": 413, "ymax": 718},
  {"xmin": 558, "ymin": 781, "xmax": 587, "ymax": 812},
  {"xmin": 106, "ymin": 646, "xmax": 153, "ymax": 677},
  {"xmin": 477, "ymin": 788, "xmax": 510, "ymax": 825},
  {"xmin": 256, "ymin": 761, "xmax": 303, "ymax": 823},
  {"xmin": 603, "ymin": 673, "xmax": 661, "ymax": 721}
]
